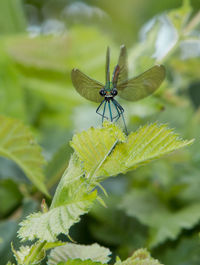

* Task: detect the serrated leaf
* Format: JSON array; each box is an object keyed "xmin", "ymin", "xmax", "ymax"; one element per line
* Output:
[
  {"xmin": 18, "ymin": 156, "xmax": 97, "ymax": 242},
  {"xmin": 71, "ymin": 123, "xmax": 193, "ymax": 180},
  {"xmin": 0, "ymin": 115, "xmax": 48, "ymax": 195},
  {"xmin": 12, "ymin": 242, "xmax": 47, "ymax": 265},
  {"xmin": 114, "ymin": 248, "xmax": 163, "ymax": 265},
  {"xmin": 18, "ymin": 123, "xmax": 193, "ymax": 243},
  {"xmin": 119, "ymin": 189, "xmax": 200, "ymax": 247},
  {"xmin": 12, "ymin": 240, "xmax": 66, "ymax": 265},
  {"xmin": 58, "ymin": 260, "xmax": 104, "ymax": 265},
  {"xmin": 48, "ymin": 243, "xmax": 111, "ymax": 265},
  {"xmin": 70, "ymin": 122, "xmax": 125, "ymax": 180}
]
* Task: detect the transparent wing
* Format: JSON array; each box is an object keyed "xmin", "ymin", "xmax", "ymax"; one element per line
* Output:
[
  {"xmin": 71, "ymin": 68, "xmax": 104, "ymax": 103},
  {"xmin": 117, "ymin": 45, "xmax": 128, "ymax": 84},
  {"xmin": 117, "ymin": 65, "xmax": 166, "ymax": 101}
]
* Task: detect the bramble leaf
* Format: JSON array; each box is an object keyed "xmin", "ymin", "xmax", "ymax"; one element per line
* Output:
[
  {"xmin": 70, "ymin": 122, "xmax": 125, "ymax": 180},
  {"xmin": 119, "ymin": 189, "xmax": 200, "ymax": 247},
  {"xmin": 48, "ymin": 243, "xmax": 111, "ymax": 265},
  {"xmin": 71, "ymin": 122, "xmax": 193, "ymax": 179},
  {"xmin": 114, "ymin": 248, "xmax": 163, "ymax": 265},
  {"xmin": 18, "ymin": 123, "xmax": 193, "ymax": 243},
  {"xmin": 11, "ymin": 242, "xmax": 46, "ymax": 265},
  {"xmin": 0, "ymin": 115, "xmax": 48, "ymax": 195},
  {"xmin": 57, "ymin": 260, "xmax": 104, "ymax": 265},
  {"xmin": 18, "ymin": 156, "xmax": 97, "ymax": 242}
]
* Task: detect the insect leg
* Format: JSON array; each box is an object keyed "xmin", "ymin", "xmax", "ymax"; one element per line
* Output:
[
  {"xmin": 108, "ymin": 101, "xmax": 113, "ymax": 121},
  {"xmin": 96, "ymin": 99, "xmax": 105, "ymax": 114},
  {"xmin": 120, "ymin": 111, "xmax": 128, "ymax": 135},
  {"xmin": 111, "ymin": 100, "xmax": 121, "ymax": 121},
  {"xmin": 113, "ymin": 99, "xmax": 124, "ymax": 113},
  {"xmin": 102, "ymin": 101, "xmax": 107, "ymax": 123},
  {"xmin": 113, "ymin": 99, "xmax": 128, "ymax": 135}
]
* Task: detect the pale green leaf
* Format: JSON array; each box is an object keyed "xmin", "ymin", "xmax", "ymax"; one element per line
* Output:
[
  {"xmin": 18, "ymin": 122, "xmax": 193, "ymax": 242},
  {"xmin": 11, "ymin": 240, "xmax": 65, "ymax": 265},
  {"xmin": 0, "ymin": 115, "xmax": 48, "ymax": 195},
  {"xmin": 18, "ymin": 155, "xmax": 97, "ymax": 242},
  {"xmin": 71, "ymin": 122, "xmax": 193, "ymax": 180},
  {"xmin": 58, "ymin": 260, "xmax": 104, "ymax": 265},
  {"xmin": 70, "ymin": 122, "xmax": 126, "ymax": 180},
  {"xmin": 114, "ymin": 248, "xmax": 163, "ymax": 265},
  {"xmin": 0, "ymin": 54, "xmax": 26, "ymax": 120},
  {"xmin": 48, "ymin": 243, "xmax": 111, "ymax": 265},
  {"xmin": 11, "ymin": 242, "xmax": 46, "ymax": 265},
  {"xmin": 119, "ymin": 189, "xmax": 200, "ymax": 247}
]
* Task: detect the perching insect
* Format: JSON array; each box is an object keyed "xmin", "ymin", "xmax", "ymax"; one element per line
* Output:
[{"xmin": 71, "ymin": 45, "xmax": 165, "ymax": 134}]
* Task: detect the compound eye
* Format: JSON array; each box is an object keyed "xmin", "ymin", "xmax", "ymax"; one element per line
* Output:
[
  {"xmin": 99, "ymin": 89, "xmax": 106, "ymax": 96},
  {"xmin": 111, "ymin": 89, "xmax": 118, "ymax": 96}
]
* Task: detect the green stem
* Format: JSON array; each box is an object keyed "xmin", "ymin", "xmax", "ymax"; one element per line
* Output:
[{"xmin": 24, "ymin": 241, "xmax": 47, "ymax": 265}]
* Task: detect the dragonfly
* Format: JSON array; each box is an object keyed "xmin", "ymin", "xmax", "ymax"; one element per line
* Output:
[{"xmin": 71, "ymin": 45, "xmax": 166, "ymax": 134}]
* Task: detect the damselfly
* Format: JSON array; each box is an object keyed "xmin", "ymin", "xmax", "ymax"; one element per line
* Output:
[{"xmin": 71, "ymin": 45, "xmax": 165, "ymax": 134}]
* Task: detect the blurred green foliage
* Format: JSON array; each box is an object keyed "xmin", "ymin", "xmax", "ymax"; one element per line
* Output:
[{"xmin": 1, "ymin": 0, "xmax": 200, "ymax": 264}]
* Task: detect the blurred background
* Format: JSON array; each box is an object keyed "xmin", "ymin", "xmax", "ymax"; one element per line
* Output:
[{"xmin": 1, "ymin": 0, "xmax": 200, "ymax": 264}]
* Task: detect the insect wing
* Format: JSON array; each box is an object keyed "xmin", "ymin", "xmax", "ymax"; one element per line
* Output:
[
  {"xmin": 112, "ymin": 65, "xmax": 120, "ymax": 87},
  {"xmin": 117, "ymin": 45, "xmax": 128, "ymax": 85},
  {"xmin": 117, "ymin": 65, "xmax": 165, "ymax": 101},
  {"xmin": 71, "ymin": 69, "xmax": 104, "ymax": 103},
  {"xmin": 105, "ymin": 46, "xmax": 110, "ymax": 83}
]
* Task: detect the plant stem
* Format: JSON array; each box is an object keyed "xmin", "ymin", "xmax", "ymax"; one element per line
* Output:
[{"xmin": 24, "ymin": 241, "xmax": 47, "ymax": 265}]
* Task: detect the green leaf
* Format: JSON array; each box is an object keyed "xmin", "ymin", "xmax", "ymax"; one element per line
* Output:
[
  {"xmin": 71, "ymin": 122, "xmax": 193, "ymax": 179},
  {"xmin": 90, "ymin": 197, "xmax": 147, "ymax": 253},
  {"xmin": 156, "ymin": 235, "xmax": 200, "ymax": 265},
  {"xmin": 48, "ymin": 243, "xmax": 111, "ymax": 265},
  {"xmin": 0, "ymin": 54, "xmax": 26, "ymax": 120},
  {"xmin": 0, "ymin": 0, "xmax": 26, "ymax": 34},
  {"xmin": 114, "ymin": 248, "xmax": 163, "ymax": 265},
  {"xmin": 11, "ymin": 240, "xmax": 66, "ymax": 265},
  {"xmin": 58, "ymin": 260, "xmax": 104, "ymax": 265},
  {"xmin": 70, "ymin": 122, "xmax": 126, "ymax": 180},
  {"xmin": 18, "ymin": 122, "xmax": 192, "ymax": 242},
  {"xmin": 0, "ymin": 179, "xmax": 22, "ymax": 217},
  {"xmin": 18, "ymin": 155, "xmax": 97, "ymax": 242},
  {"xmin": 119, "ymin": 189, "xmax": 200, "ymax": 247},
  {"xmin": 0, "ymin": 115, "xmax": 48, "ymax": 195},
  {"xmin": 11, "ymin": 242, "xmax": 46, "ymax": 265}
]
